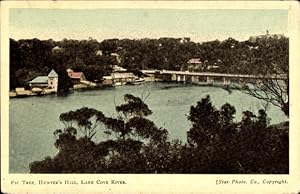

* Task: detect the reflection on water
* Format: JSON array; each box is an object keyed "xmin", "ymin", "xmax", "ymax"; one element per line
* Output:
[{"xmin": 9, "ymin": 82, "xmax": 287, "ymax": 173}]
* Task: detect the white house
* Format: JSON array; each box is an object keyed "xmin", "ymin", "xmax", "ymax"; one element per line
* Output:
[{"xmin": 28, "ymin": 69, "xmax": 58, "ymax": 93}]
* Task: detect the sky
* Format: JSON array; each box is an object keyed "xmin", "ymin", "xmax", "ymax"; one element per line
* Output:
[{"xmin": 9, "ymin": 9, "xmax": 288, "ymax": 42}]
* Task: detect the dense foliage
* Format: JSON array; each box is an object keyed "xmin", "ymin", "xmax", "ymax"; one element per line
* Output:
[
  {"xmin": 10, "ymin": 35, "xmax": 288, "ymax": 90},
  {"xmin": 10, "ymin": 38, "xmax": 115, "ymax": 91},
  {"xmin": 30, "ymin": 95, "xmax": 288, "ymax": 174}
]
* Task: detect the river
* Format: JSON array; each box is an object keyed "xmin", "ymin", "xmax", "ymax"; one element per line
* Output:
[{"xmin": 9, "ymin": 82, "xmax": 287, "ymax": 173}]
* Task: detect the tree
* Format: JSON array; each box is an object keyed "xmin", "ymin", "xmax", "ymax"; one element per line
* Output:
[
  {"xmin": 11, "ymin": 35, "xmax": 288, "ymax": 93},
  {"xmin": 183, "ymin": 95, "xmax": 288, "ymax": 173},
  {"xmin": 30, "ymin": 95, "xmax": 288, "ymax": 174},
  {"xmin": 58, "ymin": 107, "xmax": 105, "ymax": 140},
  {"xmin": 243, "ymin": 36, "xmax": 289, "ymax": 117},
  {"xmin": 30, "ymin": 94, "xmax": 172, "ymax": 173},
  {"xmin": 245, "ymin": 78, "xmax": 288, "ymax": 116},
  {"xmin": 235, "ymin": 109, "xmax": 289, "ymax": 173},
  {"xmin": 185, "ymin": 95, "xmax": 240, "ymax": 173}
]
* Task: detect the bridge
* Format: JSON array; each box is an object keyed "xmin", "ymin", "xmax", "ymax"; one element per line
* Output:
[{"xmin": 141, "ymin": 70, "xmax": 287, "ymax": 87}]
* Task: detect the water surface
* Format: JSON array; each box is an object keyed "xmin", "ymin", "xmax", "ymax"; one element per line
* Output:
[{"xmin": 9, "ymin": 82, "xmax": 287, "ymax": 173}]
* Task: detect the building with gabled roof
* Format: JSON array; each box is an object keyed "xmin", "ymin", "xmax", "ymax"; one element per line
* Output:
[
  {"xmin": 185, "ymin": 58, "xmax": 204, "ymax": 72},
  {"xmin": 102, "ymin": 72, "xmax": 137, "ymax": 86},
  {"xmin": 48, "ymin": 69, "xmax": 58, "ymax": 77},
  {"xmin": 47, "ymin": 69, "xmax": 59, "ymax": 92},
  {"xmin": 28, "ymin": 69, "xmax": 59, "ymax": 93},
  {"xmin": 29, "ymin": 76, "xmax": 48, "ymax": 83},
  {"xmin": 187, "ymin": 58, "xmax": 202, "ymax": 64},
  {"xmin": 67, "ymin": 68, "xmax": 87, "ymax": 84}
]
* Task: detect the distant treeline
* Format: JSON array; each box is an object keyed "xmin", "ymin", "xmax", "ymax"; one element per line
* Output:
[{"xmin": 10, "ymin": 35, "xmax": 288, "ymax": 90}]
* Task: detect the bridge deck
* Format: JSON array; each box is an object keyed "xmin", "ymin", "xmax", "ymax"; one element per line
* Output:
[{"xmin": 141, "ymin": 70, "xmax": 287, "ymax": 80}]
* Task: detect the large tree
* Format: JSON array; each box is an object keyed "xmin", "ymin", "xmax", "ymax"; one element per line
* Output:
[
  {"xmin": 183, "ymin": 95, "xmax": 288, "ymax": 173},
  {"xmin": 30, "ymin": 94, "xmax": 172, "ymax": 173},
  {"xmin": 243, "ymin": 36, "xmax": 289, "ymax": 116}
]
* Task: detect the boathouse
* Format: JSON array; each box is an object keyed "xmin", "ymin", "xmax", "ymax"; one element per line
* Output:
[
  {"xmin": 67, "ymin": 69, "xmax": 87, "ymax": 84},
  {"xmin": 28, "ymin": 69, "xmax": 59, "ymax": 93},
  {"xmin": 103, "ymin": 72, "xmax": 137, "ymax": 86},
  {"xmin": 102, "ymin": 65, "xmax": 137, "ymax": 86}
]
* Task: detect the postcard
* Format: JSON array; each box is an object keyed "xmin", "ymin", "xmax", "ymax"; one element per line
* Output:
[{"xmin": 1, "ymin": 1, "xmax": 300, "ymax": 193}]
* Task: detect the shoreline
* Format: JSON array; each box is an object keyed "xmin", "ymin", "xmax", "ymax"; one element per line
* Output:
[{"xmin": 9, "ymin": 80, "xmax": 244, "ymax": 99}]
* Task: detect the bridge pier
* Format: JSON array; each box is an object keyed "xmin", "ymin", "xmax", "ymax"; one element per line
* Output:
[
  {"xmin": 191, "ymin": 75, "xmax": 198, "ymax": 83},
  {"xmin": 207, "ymin": 76, "xmax": 214, "ymax": 84},
  {"xmin": 223, "ymin": 77, "xmax": 230, "ymax": 85},
  {"xmin": 177, "ymin": 74, "xmax": 186, "ymax": 82},
  {"xmin": 171, "ymin": 74, "xmax": 177, "ymax": 81}
]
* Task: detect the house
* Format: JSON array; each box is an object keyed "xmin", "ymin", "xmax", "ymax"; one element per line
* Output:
[
  {"xmin": 67, "ymin": 69, "xmax": 87, "ymax": 84},
  {"xmin": 28, "ymin": 76, "xmax": 48, "ymax": 88},
  {"xmin": 102, "ymin": 65, "xmax": 136, "ymax": 86},
  {"xmin": 186, "ymin": 58, "xmax": 204, "ymax": 72},
  {"xmin": 187, "ymin": 58, "xmax": 202, "ymax": 65},
  {"xmin": 112, "ymin": 72, "xmax": 136, "ymax": 85},
  {"xmin": 249, "ymin": 30, "xmax": 285, "ymax": 43},
  {"xmin": 102, "ymin": 75, "xmax": 114, "ymax": 86},
  {"xmin": 48, "ymin": 69, "xmax": 59, "ymax": 91},
  {"xmin": 28, "ymin": 69, "xmax": 59, "ymax": 93},
  {"xmin": 111, "ymin": 53, "xmax": 122, "ymax": 64},
  {"xmin": 102, "ymin": 72, "xmax": 137, "ymax": 86},
  {"xmin": 52, "ymin": 46, "xmax": 63, "ymax": 53},
  {"xmin": 67, "ymin": 68, "xmax": 97, "ymax": 89}
]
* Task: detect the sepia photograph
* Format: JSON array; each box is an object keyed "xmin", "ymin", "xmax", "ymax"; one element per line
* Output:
[{"xmin": 1, "ymin": 1, "xmax": 300, "ymax": 193}]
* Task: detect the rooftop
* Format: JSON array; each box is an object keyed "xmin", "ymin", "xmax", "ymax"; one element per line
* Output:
[
  {"xmin": 28, "ymin": 76, "xmax": 48, "ymax": 84},
  {"xmin": 187, "ymin": 58, "xmax": 202, "ymax": 64},
  {"xmin": 113, "ymin": 65, "xmax": 127, "ymax": 72},
  {"xmin": 103, "ymin": 72, "xmax": 136, "ymax": 79},
  {"xmin": 112, "ymin": 72, "xmax": 136, "ymax": 79},
  {"xmin": 48, "ymin": 69, "xmax": 58, "ymax": 77},
  {"xmin": 69, "ymin": 72, "xmax": 83, "ymax": 79}
]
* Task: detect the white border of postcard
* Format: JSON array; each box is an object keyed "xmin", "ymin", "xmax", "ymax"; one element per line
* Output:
[{"xmin": 1, "ymin": 1, "xmax": 300, "ymax": 193}]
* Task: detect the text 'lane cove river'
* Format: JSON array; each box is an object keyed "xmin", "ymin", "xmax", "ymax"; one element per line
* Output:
[{"xmin": 9, "ymin": 83, "xmax": 287, "ymax": 173}]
